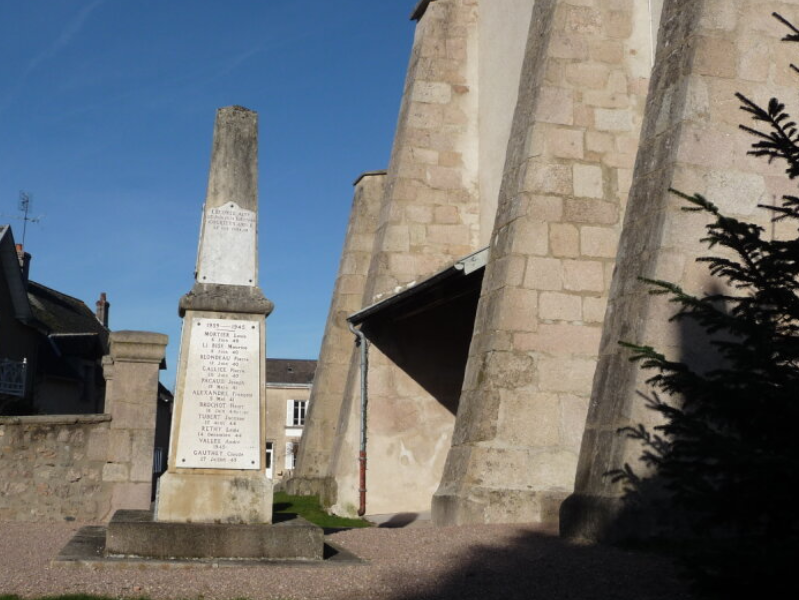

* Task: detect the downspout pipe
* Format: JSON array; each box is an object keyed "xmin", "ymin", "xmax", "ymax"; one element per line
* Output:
[{"xmin": 348, "ymin": 321, "xmax": 369, "ymax": 517}]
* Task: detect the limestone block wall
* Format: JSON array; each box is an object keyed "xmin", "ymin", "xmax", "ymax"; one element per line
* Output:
[
  {"xmin": 289, "ymin": 172, "xmax": 385, "ymax": 500},
  {"xmin": 433, "ymin": 0, "xmax": 657, "ymax": 525},
  {"xmin": 325, "ymin": 0, "xmax": 483, "ymax": 516},
  {"xmin": 366, "ymin": 0, "xmax": 481, "ymax": 298},
  {"xmin": 0, "ymin": 415, "xmax": 111, "ymax": 522},
  {"xmin": 561, "ymin": 0, "xmax": 799, "ymax": 541},
  {"xmin": 0, "ymin": 330, "xmax": 167, "ymax": 522}
]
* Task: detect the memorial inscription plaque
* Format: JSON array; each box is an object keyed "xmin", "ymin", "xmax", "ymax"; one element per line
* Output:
[
  {"xmin": 197, "ymin": 201, "xmax": 257, "ymax": 286},
  {"xmin": 175, "ymin": 317, "xmax": 260, "ymax": 470}
]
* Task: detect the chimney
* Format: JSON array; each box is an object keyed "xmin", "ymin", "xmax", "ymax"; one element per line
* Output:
[
  {"xmin": 15, "ymin": 244, "xmax": 30, "ymax": 285},
  {"xmin": 96, "ymin": 292, "xmax": 110, "ymax": 328}
]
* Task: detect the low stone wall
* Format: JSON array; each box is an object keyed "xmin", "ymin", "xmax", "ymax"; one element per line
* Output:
[
  {"xmin": 0, "ymin": 414, "xmax": 112, "ymax": 522},
  {"xmin": 0, "ymin": 330, "xmax": 168, "ymax": 523}
]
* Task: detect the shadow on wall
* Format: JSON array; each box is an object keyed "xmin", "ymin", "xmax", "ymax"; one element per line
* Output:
[
  {"xmin": 382, "ymin": 527, "xmax": 694, "ymax": 600},
  {"xmin": 559, "ymin": 277, "xmax": 730, "ymax": 545},
  {"xmin": 579, "ymin": 264, "xmax": 799, "ymax": 593},
  {"xmin": 611, "ymin": 280, "xmax": 731, "ymax": 540},
  {"xmin": 562, "ymin": 279, "xmax": 735, "ymax": 544},
  {"xmin": 360, "ymin": 269, "xmax": 483, "ymax": 415}
]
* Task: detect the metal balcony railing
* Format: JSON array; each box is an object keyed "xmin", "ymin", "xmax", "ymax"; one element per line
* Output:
[{"xmin": 0, "ymin": 358, "xmax": 27, "ymax": 397}]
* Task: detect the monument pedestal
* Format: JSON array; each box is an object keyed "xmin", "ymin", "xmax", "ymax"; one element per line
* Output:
[
  {"xmin": 156, "ymin": 471, "xmax": 273, "ymax": 524},
  {"xmin": 155, "ymin": 308, "xmax": 272, "ymax": 524}
]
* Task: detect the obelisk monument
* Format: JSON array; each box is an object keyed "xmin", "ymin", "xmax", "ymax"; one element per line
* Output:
[{"xmin": 156, "ymin": 105, "xmax": 274, "ymax": 523}]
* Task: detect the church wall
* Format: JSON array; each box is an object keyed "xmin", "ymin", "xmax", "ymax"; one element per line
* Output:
[
  {"xmin": 326, "ymin": 0, "xmax": 483, "ymax": 517},
  {"xmin": 287, "ymin": 173, "xmax": 384, "ymax": 501},
  {"xmin": 350, "ymin": 272, "xmax": 481, "ymax": 515},
  {"xmin": 364, "ymin": 0, "xmax": 481, "ymax": 303},
  {"xmin": 433, "ymin": 0, "xmax": 656, "ymax": 526},
  {"xmin": 477, "ymin": 0, "xmax": 536, "ymax": 246},
  {"xmin": 562, "ymin": 0, "xmax": 799, "ymax": 541},
  {"xmin": 295, "ymin": 0, "xmax": 753, "ymax": 526}
]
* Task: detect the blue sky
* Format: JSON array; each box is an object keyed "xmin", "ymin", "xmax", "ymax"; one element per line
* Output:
[{"xmin": 0, "ymin": 1, "xmax": 415, "ymax": 388}]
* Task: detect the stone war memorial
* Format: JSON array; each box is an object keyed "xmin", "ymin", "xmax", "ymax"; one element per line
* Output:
[{"xmin": 102, "ymin": 106, "xmax": 324, "ymax": 561}]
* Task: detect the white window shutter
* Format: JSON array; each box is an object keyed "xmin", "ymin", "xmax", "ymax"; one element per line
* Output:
[{"xmin": 286, "ymin": 399, "xmax": 294, "ymax": 426}]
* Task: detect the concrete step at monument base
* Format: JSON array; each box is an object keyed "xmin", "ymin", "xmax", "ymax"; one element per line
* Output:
[{"xmin": 105, "ymin": 509, "xmax": 324, "ymax": 560}]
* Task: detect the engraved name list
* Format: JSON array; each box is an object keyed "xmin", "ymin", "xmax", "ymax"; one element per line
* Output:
[{"xmin": 175, "ymin": 318, "xmax": 261, "ymax": 470}]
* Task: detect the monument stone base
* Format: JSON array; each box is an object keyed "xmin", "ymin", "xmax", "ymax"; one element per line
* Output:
[
  {"xmin": 284, "ymin": 475, "xmax": 338, "ymax": 508},
  {"xmin": 156, "ymin": 471, "xmax": 273, "ymax": 524},
  {"xmin": 105, "ymin": 509, "xmax": 324, "ymax": 560},
  {"xmin": 432, "ymin": 488, "xmax": 567, "ymax": 526}
]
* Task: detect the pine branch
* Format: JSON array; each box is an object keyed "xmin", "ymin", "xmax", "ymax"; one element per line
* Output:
[
  {"xmin": 738, "ymin": 94, "xmax": 799, "ymax": 176},
  {"xmin": 774, "ymin": 12, "xmax": 799, "ymax": 42}
]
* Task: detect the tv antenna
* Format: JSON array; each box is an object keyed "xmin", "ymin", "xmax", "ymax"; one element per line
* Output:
[{"xmin": 13, "ymin": 191, "xmax": 43, "ymax": 247}]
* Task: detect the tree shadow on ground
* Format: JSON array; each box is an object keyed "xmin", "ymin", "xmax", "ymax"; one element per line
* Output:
[
  {"xmin": 381, "ymin": 527, "xmax": 696, "ymax": 600},
  {"xmin": 377, "ymin": 512, "xmax": 421, "ymax": 528}
]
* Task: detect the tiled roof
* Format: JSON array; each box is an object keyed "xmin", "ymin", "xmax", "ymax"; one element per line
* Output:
[
  {"xmin": 27, "ymin": 281, "xmax": 107, "ymax": 338},
  {"xmin": 266, "ymin": 358, "xmax": 316, "ymax": 385}
]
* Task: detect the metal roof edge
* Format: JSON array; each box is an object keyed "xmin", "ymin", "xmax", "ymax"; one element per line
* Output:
[
  {"xmin": 352, "ymin": 170, "xmax": 388, "ymax": 187},
  {"xmin": 348, "ymin": 246, "xmax": 488, "ymax": 325}
]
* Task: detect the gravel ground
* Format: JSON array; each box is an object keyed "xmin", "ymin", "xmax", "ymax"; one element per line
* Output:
[{"xmin": 0, "ymin": 521, "xmax": 696, "ymax": 600}]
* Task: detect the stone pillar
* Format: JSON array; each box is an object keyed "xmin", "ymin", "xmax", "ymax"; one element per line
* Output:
[
  {"xmin": 103, "ymin": 330, "xmax": 168, "ymax": 516},
  {"xmin": 433, "ymin": 0, "xmax": 656, "ymax": 525},
  {"xmin": 368, "ymin": 0, "xmax": 481, "ymax": 294},
  {"xmin": 287, "ymin": 171, "xmax": 384, "ymax": 502},
  {"xmin": 561, "ymin": 0, "xmax": 799, "ymax": 541},
  {"xmin": 156, "ymin": 106, "xmax": 275, "ymax": 524},
  {"xmin": 325, "ymin": 0, "xmax": 482, "ymax": 517}
]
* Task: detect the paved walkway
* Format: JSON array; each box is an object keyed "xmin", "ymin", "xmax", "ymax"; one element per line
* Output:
[{"xmin": 0, "ymin": 520, "xmax": 696, "ymax": 599}]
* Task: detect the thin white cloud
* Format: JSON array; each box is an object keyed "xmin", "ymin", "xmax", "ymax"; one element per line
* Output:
[
  {"xmin": 25, "ymin": 0, "xmax": 106, "ymax": 75},
  {"xmin": 0, "ymin": 0, "xmax": 105, "ymax": 117},
  {"xmin": 193, "ymin": 45, "xmax": 263, "ymax": 87}
]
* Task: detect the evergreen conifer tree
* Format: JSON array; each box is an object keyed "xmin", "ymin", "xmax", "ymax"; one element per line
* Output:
[{"xmin": 616, "ymin": 13, "xmax": 799, "ymax": 597}]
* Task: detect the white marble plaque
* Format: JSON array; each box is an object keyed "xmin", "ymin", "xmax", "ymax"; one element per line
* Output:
[
  {"xmin": 197, "ymin": 202, "xmax": 257, "ymax": 286},
  {"xmin": 176, "ymin": 318, "xmax": 261, "ymax": 470}
]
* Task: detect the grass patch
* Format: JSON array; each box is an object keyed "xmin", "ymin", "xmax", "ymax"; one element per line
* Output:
[{"xmin": 273, "ymin": 491, "xmax": 371, "ymax": 529}]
